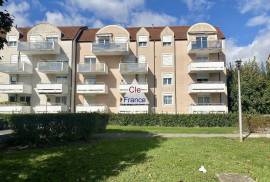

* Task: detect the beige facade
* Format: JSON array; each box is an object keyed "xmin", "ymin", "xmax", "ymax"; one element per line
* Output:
[{"xmin": 0, "ymin": 22, "xmax": 228, "ymax": 114}]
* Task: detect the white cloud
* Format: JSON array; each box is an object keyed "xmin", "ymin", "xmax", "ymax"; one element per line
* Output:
[
  {"xmin": 246, "ymin": 14, "xmax": 270, "ymax": 27},
  {"xmin": 182, "ymin": 0, "xmax": 214, "ymax": 11},
  {"xmin": 67, "ymin": 0, "xmax": 144, "ymax": 23},
  {"xmin": 130, "ymin": 11, "xmax": 179, "ymax": 26},
  {"xmin": 226, "ymin": 29, "xmax": 270, "ymax": 64},
  {"xmin": 4, "ymin": 1, "xmax": 31, "ymax": 26},
  {"xmin": 43, "ymin": 11, "xmax": 103, "ymax": 28},
  {"xmin": 238, "ymin": 0, "xmax": 270, "ymax": 14}
]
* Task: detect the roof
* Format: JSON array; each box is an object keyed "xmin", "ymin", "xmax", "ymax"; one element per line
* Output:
[
  {"xmin": 17, "ymin": 26, "xmax": 85, "ymax": 41},
  {"xmin": 78, "ymin": 25, "xmax": 225, "ymax": 42}
]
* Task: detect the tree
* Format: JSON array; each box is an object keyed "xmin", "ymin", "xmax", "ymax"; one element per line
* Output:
[
  {"xmin": 227, "ymin": 58, "xmax": 270, "ymax": 114},
  {"xmin": 0, "ymin": 0, "xmax": 13, "ymax": 50}
]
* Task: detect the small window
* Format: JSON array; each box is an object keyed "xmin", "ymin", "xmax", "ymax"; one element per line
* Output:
[
  {"xmin": 85, "ymin": 76, "xmax": 96, "ymax": 84},
  {"xmin": 10, "ymin": 75, "xmax": 17, "ymax": 84},
  {"xmin": 162, "ymin": 35, "xmax": 172, "ymax": 46},
  {"xmin": 197, "ymin": 73, "xmax": 209, "ymax": 82},
  {"xmin": 7, "ymin": 36, "xmax": 17, "ymax": 47},
  {"xmin": 138, "ymin": 36, "xmax": 148, "ymax": 47},
  {"xmin": 97, "ymin": 36, "xmax": 111, "ymax": 44},
  {"xmin": 162, "ymin": 54, "xmax": 173, "ymax": 66},
  {"xmin": 163, "ymin": 94, "xmax": 173, "ymax": 105},
  {"xmin": 56, "ymin": 76, "xmax": 67, "ymax": 84},
  {"xmin": 198, "ymin": 95, "xmax": 210, "ymax": 104},
  {"xmin": 46, "ymin": 36, "xmax": 58, "ymax": 43},
  {"xmin": 84, "ymin": 56, "xmax": 96, "ymax": 64},
  {"xmin": 9, "ymin": 95, "xmax": 17, "ymax": 102},
  {"xmin": 163, "ymin": 73, "xmax": 173, "ymax": 85},
  {"xmin": 56, "ymin": 96, "xmax": 67, "ymax": 105},
  {"xmin": 196, "ymin": 56, "xmax": 208, "ymax": 62}
]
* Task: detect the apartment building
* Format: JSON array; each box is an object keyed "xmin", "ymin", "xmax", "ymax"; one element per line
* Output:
[
  {"xmin": 0, "ymin": 23, "xmax": 85, "ymax": 113},
  {"xmin": 0, "ymin": 22, "xmax": 228, "ymax": 114}
]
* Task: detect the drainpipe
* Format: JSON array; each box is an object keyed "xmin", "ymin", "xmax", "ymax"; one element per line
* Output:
[
  {"xmin": 174, "ymin": 38, "xmax": 177, "ymax": 114},
  {"xmin": 70, "ymin": 26, "xmax": 87, "ymax": 113},
  {"xmin": 153, "ymin": 39, "xmax": 156, "ymax": 113}
]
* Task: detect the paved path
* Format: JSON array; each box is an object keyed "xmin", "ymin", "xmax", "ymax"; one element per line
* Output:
[
  {"xmin": 0, "ymin": 130, "xmax": 13, "ymax": 136},
  {"xmin": 94, "ymin": 133, "xmax": 270, "ymax": 139}
]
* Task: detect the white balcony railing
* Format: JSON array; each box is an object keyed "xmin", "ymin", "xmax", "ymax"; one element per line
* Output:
[
  {"xmin": 119, "ymin": 105, "xmax": 148, "ymax": 114},
  {"xmin": 119, "ymin": 63, "xmax": 148, "ymax": 74},
  {"xmin": 188, "ymin": 82, "xmax": 226, "ymax": 93},
  {"xmin": 76, "ymin": 83, "xmax": 108, "ymax": 94},
  {"xmin": 189, "ymin": 103, "xmax": 228, "ymax": 114},
  {"xmin": 36, "ymin": 83, "xmax": 68, "ymax": 94},
  {"xmin": 17, "ymin": 41, "xmax": 60, "ymax": 55},
  {"xmin": 38, "ymin": 61, "xmax": 69, "ymax": 74},
  {"xmin": 0, "ymin": 103, "xmax": 31, "ymax": 114},
  {"xmin": 77, "ymin": 63, "xmax": 108, "ymax": 75},
  {"xmin": 187, "ymin": 40, "xmax": 222, "ymax": 53},
  {"xmin": 0, "ymin": 83, "xmax": 32, "ymax": 94},
  {"xmin": 119, "ymin": 83, "xmax": 148, "ymax": 93},
  {"xmin": 0, "ymin": 62, "xmax": 33, "ymax": 74},
  {"xmin": 92, "ymin": 42, "xmax": 129, "ymax": 55},
  {"xmin": 76, "ymin": 104, "xmax": 108, "ymax": 113},
  {"xmin": 33, "ymin": 104, "xmax": 68, "ymax": 113},
  {"xmin": 188, "ymin": 62, "xmax": 225, "ymax": 73}
]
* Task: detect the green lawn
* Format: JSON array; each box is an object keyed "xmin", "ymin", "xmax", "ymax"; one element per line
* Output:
[
  {"xmin": 106, "ymin": 125, "xmax": 237, "ymax": 134},
  {"xmin": 0, "ymin": 138, "xmax": 269, "ymax": 182}
]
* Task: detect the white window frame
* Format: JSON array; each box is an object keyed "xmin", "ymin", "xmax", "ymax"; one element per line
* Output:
[
  {"xmin": 84, "ymin": 56, "xmax": 97, "ymax": 64},
  {"xmin": 162, "ymin": 35, "xmax": 172, "ymax": 47},
  {"xmin": 162, "ymin": 93, "xmax": 174, "ymax": 106},
  {"xmin": 138, "ymin": 35, "xmax": 148, "ymax": 47},
  {"xmin": 46, "ymin": 35, "xmax": 59, "ymax": 43},
  {"xmin": 162, "ymin": 73, "xmax": 174, "ymax": 86},
  {"xmin": 162, "ymin": 53, "xmax": 174, "ymax": 67},
  {"xmin": 7, "ymin": 35, "xmax": 17, "ymax": 47},
  {"xmin": 197, "ymin": 94, "xmax": 211, "ymax": 104}
]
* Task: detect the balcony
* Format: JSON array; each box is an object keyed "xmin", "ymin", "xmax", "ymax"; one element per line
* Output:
[
  {"xmin": 119, "ymin": 105, "xmax": 148, "ymax": 114},
  {"xmin": 188, "ymin": 62, "xmax": 225, "ymax": 73},
  {"xmin": 76, "ymin": 104, "xmax": 108, "ymax": 113},
  {"xmin": 119, "ymin": 63, "xmax": 148, "ymax": 74},
  {"xmin": 0, "ymin": 62, "xmax": 32, "ymax": 74},
  {"xmin": 38, "ymin": 61, "xmax": 69, "ymax": 74},
  {"xmin": 17, "ymin": 41, "xmax": 60, "ymax": 55},
  {"xmin": 76, "ymin": 83, "xmax": 108, "ymax": 94},
  {"xmin": 189, "ymin": 103, "xmax": 228, "ymax": 114},
  {"xmin": 92, "ymin": 42, "xmax": 129, "ymax": 55},
  {"xmin": 188, "ymin": 82, "xmax": 226, "ymax": 93},
  {"xmin": 119, "ymin": 82, "xmax": 148, "ymax": 93},
  {"xmin": 0, "ymin": 83, "xmax": 32, "ymax": 94},
  {"xmin": 36, "ymin": 83, "xmax": 68, "ymax": 94},
  {"xmin": 77, "ymin": 63, "xmax": 108, "ymax": 75},
  {"xmin": 187, "ymin": 40, "xmax": 222, "ymax": 54},
  {"xmin": 33, "ymin": 104, "xmax": 68, "ymax": 113},
  {"xmin": 0, "ymin": 103, "xmax": 31, "ymax": 114}
]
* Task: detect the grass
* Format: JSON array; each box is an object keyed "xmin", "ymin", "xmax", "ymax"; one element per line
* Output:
[
  {"xmin": 0, "ymin": 137, "xmax": 269, "ymax": 182},
  {"xmin": 106, "ymin": 125, "xmax": 237, "ymax": 134}
]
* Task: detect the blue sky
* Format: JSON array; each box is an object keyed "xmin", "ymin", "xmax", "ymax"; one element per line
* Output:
[{"xmin": 3, "ymin": 0, "xmax": 270, "ymax": 63}]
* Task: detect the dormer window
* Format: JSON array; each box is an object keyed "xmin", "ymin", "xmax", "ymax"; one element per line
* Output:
[
  {"xmin": 162, "ymin": 35, "xmax": 172, "ymax": 46},
  {"xmin": 195, "ymin": 36, "xmax": 207, "ymax": 48},
  {"xmin": 46, "ymin": 36, "xmax": 58, "ymax": 43},
  {"xmin": 138, "ymin": 35, "xmax": 148, "ymax": 47},
  {"xmin": 7, "ymin": 36, "xmax": 17, "ymax": 47},
  {"xmin": 97, "ymin": 35, "xmax": 111, "ymax": 44}
]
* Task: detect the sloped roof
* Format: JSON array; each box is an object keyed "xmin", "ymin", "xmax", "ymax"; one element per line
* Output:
[
  {"xmin": 17, "ymin": 26, "xmax": 85, "ymax": 41},
  {"xmin": 78, "ymin": 25, "xmax": 225, "ymax": 42}
]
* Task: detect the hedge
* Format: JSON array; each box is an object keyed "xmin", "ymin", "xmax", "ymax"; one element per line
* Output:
[
  {"xmin": 6, "ymin": 113, "xmax": 109, "ymax": 145},
  {"xmin": 244, "ymin": 115, "xmax": 270, "ymax": 133},
  {"xmin": 108, "ymin": 113, "xmax": 238, "ymax": 127}
]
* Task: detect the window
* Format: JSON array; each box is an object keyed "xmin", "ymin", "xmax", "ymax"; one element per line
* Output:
[
  {"xmin": 85, "ymin": 76, "xmax": 96, "ymax": 84},
  {"xmin": 84, "ymin": 56, "xmax": 96, "ymax": 64},
  {"xmin": 138, "ymin": 36, "xmax": 148, "ymax": 47},
  {"xmin": 56, "ymin": 96, "xmax": 67, "ymax": 105},
  {"xmin": 197, "ymin": 73, "xmax": 209, "ymax": 82},
  {"xmin": 162, "ymin": 35, "xmax": 172, "ymax": 46},
  {"xmin": 196, "ymin": 56, "xmax": 208, "ymax": 62},
  {"xmin": 7, "ymin": 36, "xmax": 17, "ymax": 47},
  {"xmin": 163, "ymin": 73, "xmax": 173, "ymax": 85},
  {"xmin": 10, "ymin": 75, "xmax": 17, "ymax": 84},
  {"xmin": 9, "ymin": 95, "xmax": 17, "ymax": 102},
  {"xmin": 19, "ymin": 96, "xmax": 31, "ymax": 105},
  {"xmin": 97, "ymin": 36, "xmax": 111, "ymax": 44},
  {"xmin": 56, "ymin": 76, "xmax": 67, "ymax": 84},
  {"xmin": 46, "ymin": 36, "xmax": 58, "ymax": 43},
  {"xmin": 195, "ymin": 36, "xmax": 207, "ymax": 48},
  {"xmin": 198, "ymin": 95, "xmax": 210, "ymax": 104},
  {"xmin": 162, "ymin": 54, "xmax": 173, "ymax": 66},
  {"xmin": 138, "ymin": 55, "xmax": 146, "ymax": 63},
  {"xmin": 163, "ymin": 94, "xmax": 173, "ymax": 105}
]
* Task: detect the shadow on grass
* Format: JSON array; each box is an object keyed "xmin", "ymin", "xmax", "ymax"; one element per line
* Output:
[{"xmin": 0, "ymin": 131, "xmax": 164, "ymax": 182}]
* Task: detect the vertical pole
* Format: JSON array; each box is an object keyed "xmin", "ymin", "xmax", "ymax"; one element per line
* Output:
[{"xmin": 237, "ymin": 68, "xmax": 243, "ymax": 142}]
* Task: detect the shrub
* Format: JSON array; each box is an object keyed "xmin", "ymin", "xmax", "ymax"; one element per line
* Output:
[
  {"xmin": 108, "ymin": 113, "xmax": 238, "ymax": 127},
  {"xmin": 8, "ymin": 113, "xmax": 109, "ymax": 145},
  {"xmin": 0, "ymin": 114, "xmax": 11, "ymax": 130},
  {"xmin": 244, "ymin": 115, "xmax": 270, "ymax": 133}
]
